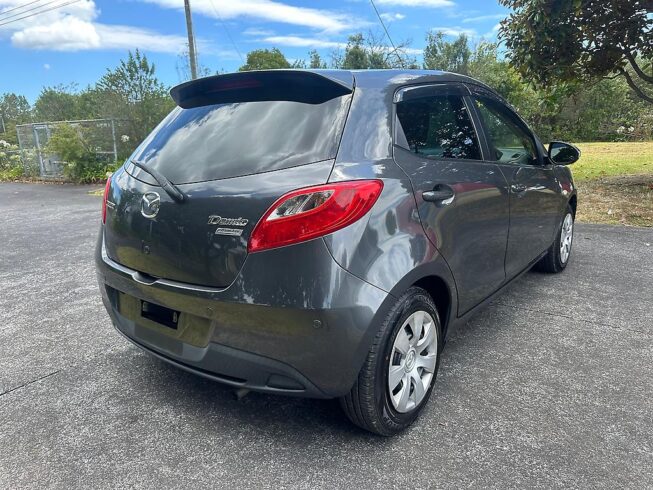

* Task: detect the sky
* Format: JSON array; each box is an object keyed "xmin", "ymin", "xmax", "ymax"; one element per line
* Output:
[{"xmin": 0, "ymin": 0, "xmax": 510, "ymax": 101}]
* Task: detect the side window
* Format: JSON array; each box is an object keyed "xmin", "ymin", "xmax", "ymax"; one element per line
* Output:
[
  {"xmin": 474, "ymin": 97, "xmax": 538, "ymax": 165},
  {"xmin": 396, "ymin": 95, "xmax": 481, "ymax": 161}
]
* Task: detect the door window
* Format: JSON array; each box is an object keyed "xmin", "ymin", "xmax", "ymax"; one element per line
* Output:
[
  {"xmin": 396, "ymin": 95, "xmax": 481, "ymax": 161},
  {"xmin": 474, "ymin": 97, "xmax": 538, "ymax": 165}
]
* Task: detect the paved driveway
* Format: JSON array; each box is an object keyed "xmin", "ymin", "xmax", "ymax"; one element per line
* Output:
[{"xmin": 1, "ymin": 183, "xmax": 651, "ymax": 488}]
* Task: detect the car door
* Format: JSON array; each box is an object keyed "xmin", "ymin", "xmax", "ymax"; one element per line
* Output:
[
  {"xmin": 393, "ymin": 83, "xmax": 510, "ymax": 315},
  {"xmin": 469, "ymin": 90, "xmax": 562, "ymax": 279}
]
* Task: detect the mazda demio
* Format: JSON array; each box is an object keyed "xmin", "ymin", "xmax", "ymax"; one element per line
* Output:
[{"xmin": 96, "ymin": 70, "xmax": 579, "ymax": 435}]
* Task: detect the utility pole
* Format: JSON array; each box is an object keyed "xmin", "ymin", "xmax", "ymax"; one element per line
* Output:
[{"xmin": 184, "ymin": 0, "xmax": 198, "ymax": 80}]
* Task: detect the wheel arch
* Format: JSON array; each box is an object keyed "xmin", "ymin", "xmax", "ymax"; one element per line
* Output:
[
  {"xmin": 413, "ymin": 275, "xmax": 454, "ymax": 338},
  {"xmin": 569, "ymin": 193, "xmax": 578, "ymax": 217}
]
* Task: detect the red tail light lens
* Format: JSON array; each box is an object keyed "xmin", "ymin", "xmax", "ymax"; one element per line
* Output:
[
  {"xmin": 102, "ymin": 177, "xmax": 111, "ymax": 224},
  {"xmin": 248, "ymin": 180, "xmax": 384, "ymax": 253}
]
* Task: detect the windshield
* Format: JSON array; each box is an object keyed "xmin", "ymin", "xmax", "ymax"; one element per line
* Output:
[{"xmin": 129, "ymin": 95, "xmax": 352, "ymax": 184}]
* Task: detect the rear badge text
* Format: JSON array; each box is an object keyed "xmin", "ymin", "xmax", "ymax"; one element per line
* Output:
[{"xmin": 208, "ymin": 215, "xmax": 248, "ymax": 237}]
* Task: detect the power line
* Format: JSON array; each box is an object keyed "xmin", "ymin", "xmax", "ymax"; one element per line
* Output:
[
  {"xmin": 369, "ymin": 0, "xmax": 405, "ymax": 68},
  {"xmin": 0, "ymin": 0, "xmax": 46, "ymax": 17},
  {"xmin": 0, "ymin": 0, "xmax": 73, "ymax": 23},
  {"xmin": 208, "ymin": 0, "xmax": 244, "ymax": 63},
  {"xmin": 0, "ymin": 0, "xmax": 82, "ymax": 27}
]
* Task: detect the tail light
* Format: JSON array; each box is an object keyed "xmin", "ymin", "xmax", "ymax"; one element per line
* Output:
[
  {"xmin": 102, "ymin": 177, "xmax": 112, "ymax": 224},
  {"xmin": 248, "ymin": 180, "xmax": 384, "ymax": 253}
]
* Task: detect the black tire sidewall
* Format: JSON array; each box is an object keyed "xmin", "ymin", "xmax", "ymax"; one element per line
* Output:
[{"xmin": 373, "ymin": 289, "xmax": 442, "ymax": 432}]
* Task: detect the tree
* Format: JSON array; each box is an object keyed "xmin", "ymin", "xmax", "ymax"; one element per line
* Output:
[
  {"xmin": 423, "ymin": 32, "xmax": 471, "ymax": 74},
  {"xmin": 34, "ymin": 84, "xmax": 82, "ymax": 122},
  {"xmin": 95, "ymin": 49, "xmax": 173, "ymax": 149},
  {"xmin": 176, "ymin": 47, "xmax": 213, "ymax": 82},
  {"xmin": 340, "ymin": 34, "xmax": 369, "ymax": 69},
  {"xmin": 333, "ymin": 32, "xmax": 415, "ymax": 70},
  {"xmin": 0, "ymin": 93, "xmax": 31, "ymax": 144},
  {"xmin": 238, "ymin": 48, "xmax": 291, "ymax": 71},
  {"xmin": 499, "ymin": 0, "xmax": 653, "ymax": 104},
  {"xmin": 308, "ymin": 50, "xmax": 327, "ymax": 69}
]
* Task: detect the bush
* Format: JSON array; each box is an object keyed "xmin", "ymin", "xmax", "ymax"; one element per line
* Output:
[
  {"xmin": 0, "ymin": 140, "xmax": 25, "ymax": 180},
  {"xmin": 45, "ymin": 124, "xmax": 112, "ymax": 183}
]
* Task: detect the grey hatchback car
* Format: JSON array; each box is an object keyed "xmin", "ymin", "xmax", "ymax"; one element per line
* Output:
[{"xmin": 96, "ymin": 69, "xmax": 579, "ymax": 435}]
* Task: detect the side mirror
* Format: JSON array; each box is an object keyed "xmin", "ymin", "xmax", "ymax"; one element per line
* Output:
[{"xmin": 548, "ymin": 141, "xmax": 581, "ymax": 165}]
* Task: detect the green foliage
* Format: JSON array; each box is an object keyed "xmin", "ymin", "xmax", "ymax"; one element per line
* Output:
[
  {"xmin": 96, "ymin": 49, "xmax": 174, "ymax": 148},
  {"xmin": 1, "ymin": 93, "xmax": 32, "ymax": 145},
  {"xmin": 423, "ymin": 32, "xmax": 471, "ymax": 74},
  {"xmin": 0, "ymin": 140, "xmax": 24, "ymax": 180},
  {"xmin": 309, "ymin": 50, "xmax": 327, "ymax": 69},
  {"xmin": 499, "ymin": 0, "xmax": 653, "ymax": 104},
  {"xmin": 238, "ymin": 48, "xmax": 291, "ymax": 71},
  {"xmin": 332, "ymin": 32, "xmax": 414, "ymax": 70},
  {"xmin": 341, "ymin": 34, "xmax": 369, "ymax": 69},
  {"xmin": 34, "ymin": 84, "xmax": 83, "ymax": 122},
  {"xmin": 44, "ymin": 124, "xmax": 110, "ymax": 183}
]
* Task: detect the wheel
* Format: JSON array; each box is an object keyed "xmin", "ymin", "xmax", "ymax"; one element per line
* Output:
[
  {"xmin": 340, "ymin": 287, "xmax": 442, "ymax": 436},
  {"xmin": 535, "ymin": 205, "xmax": 574, "ymax": 273}
]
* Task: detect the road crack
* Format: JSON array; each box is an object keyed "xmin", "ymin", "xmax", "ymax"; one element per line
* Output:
[{"xmin": 0, "ymin": 370, "xmax": 61, "ymax": 398}]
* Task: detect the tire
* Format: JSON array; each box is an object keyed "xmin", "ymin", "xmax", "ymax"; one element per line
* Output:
[
  {"xmin": 340, "ymin": 287, "xmax": 442, "ymax": 436},
  {"xmin": 535, "ymin": 204, "xmax": 575, "ymax": 273}
]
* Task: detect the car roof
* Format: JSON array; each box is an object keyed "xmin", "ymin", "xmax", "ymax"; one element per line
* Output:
[{"xmin": 306, "ymin": 69, "xmax": 495, "ymax": 92}]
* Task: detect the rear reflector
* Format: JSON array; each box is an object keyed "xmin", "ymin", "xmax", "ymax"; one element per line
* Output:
[
  {"xmin": 248, "ymin": 180, "xmax": 383, "ymax": 253},
  {"xmin": 102, "ymin": 177, "xmax": 111, "ymax": 224}
]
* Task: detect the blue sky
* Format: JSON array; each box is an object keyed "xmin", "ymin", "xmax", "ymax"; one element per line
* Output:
[{"xmin": 0, "ymin": 0, "xmax": 509, "ymax": 101}]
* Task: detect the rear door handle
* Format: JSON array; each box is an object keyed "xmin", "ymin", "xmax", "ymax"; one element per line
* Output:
[{"xmin": 422, "ymin": 184, "xmax": 455, "ymax": 203}]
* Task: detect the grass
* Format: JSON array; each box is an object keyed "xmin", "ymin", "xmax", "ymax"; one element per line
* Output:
[
  {"xmin": 573, "ymin": 142, "xmax": 653, "ymax": 181},
  {"xmin": 573, "ymin": 142, "xmax": 652, "ymax": 227}
]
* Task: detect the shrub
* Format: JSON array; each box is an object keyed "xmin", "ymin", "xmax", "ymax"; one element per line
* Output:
[
  {"xmin": 0, "ymin": 140, "xmax": 25, "ymax": 180},
  {"xmin": 45, "ymin": 123, "xmax": 111, "ymax": 183}
]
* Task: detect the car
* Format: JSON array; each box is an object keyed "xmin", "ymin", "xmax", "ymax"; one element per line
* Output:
[{"xmin": 96, "ymin": 69, "xmax": 579, "ymax": 436}]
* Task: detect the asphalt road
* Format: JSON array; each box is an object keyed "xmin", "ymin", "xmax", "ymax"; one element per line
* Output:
[{"xmin": 1, "ymin": 182, "xmax": 652, "ymax": 489}]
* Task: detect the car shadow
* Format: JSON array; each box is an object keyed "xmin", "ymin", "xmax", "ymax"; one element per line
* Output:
[{"xmin": 124, "ymin": 272, "xmax": 539, "ymax": 442}]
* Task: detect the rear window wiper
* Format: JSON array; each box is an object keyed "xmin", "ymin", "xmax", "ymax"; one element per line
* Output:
[{"xmin": 130, "ymin": 160, "xmax": 186, "ymax": 203}]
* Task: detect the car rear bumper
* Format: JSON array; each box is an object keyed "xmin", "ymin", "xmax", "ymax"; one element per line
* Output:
[{"xmin": 95, "ymin": 230, "xmax": 390, "ymax": 398}]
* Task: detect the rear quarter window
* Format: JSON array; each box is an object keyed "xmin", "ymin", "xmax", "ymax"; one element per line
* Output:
[{"xmin": 395, "ymin": 95, "xmax": 482, "ymax": 161}]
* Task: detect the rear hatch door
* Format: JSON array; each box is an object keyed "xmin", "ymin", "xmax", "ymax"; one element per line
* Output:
[{"xmin": 103, "ymin": 70, "xmax": 353, "ymax": 288}]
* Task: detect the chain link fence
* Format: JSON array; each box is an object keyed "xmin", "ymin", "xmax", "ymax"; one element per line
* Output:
[{"xmin": 16, "ymin": 119, "xmax": 123, "ymax": 179}]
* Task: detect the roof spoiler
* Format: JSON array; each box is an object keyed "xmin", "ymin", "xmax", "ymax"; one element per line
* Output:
[{"xmin": 170, "ymin": 70, "xmax": 354, "ymax": 109}]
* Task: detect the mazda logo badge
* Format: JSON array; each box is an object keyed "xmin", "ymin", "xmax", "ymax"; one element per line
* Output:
[{"xmin": 141, "ymin": 192, "xmax": 161, "ymax": 218}]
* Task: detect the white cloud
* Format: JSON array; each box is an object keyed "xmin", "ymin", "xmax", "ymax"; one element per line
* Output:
[
  {"xmin": 380, "ymin": 12, "xmax": 406, "ymax": 22},
  {"xmin": 0, "ymin": 0, "xmax": 195, "ymax": 53},
  {"xmin": 261, "ymin": 36, "xmax": 344, "ymax": 49},
  {"xmin": 11, "ymin": 15, "xmax": 101, "ymax": 50},
  {"xmin": 429, "ymin": 26, "xmax": 477, "ymax": 37},
  {"xmin": 242, "ymin": 28, "xmax": 276, "ymax": 37},
  {"xmin": 481, "ymin": 23, "xmax": 501, "ymax": 39},
  {"xmin": 141, "ymin": 0, "xmax": 365, "ymax": 32},
  {"xmin": 462, "ymin": 14, "xmax": 506, "ymax": 24},
  {"xmin": 376, "ymin": 0, "xmax": 454, "ymax": 7},
  {"xmin": 398, "ymin": 47, "xmax": 423, "ymax": 55},
  {"xmin": 43, "ymin": 63, "xmax": 50, "ymax": 70}
]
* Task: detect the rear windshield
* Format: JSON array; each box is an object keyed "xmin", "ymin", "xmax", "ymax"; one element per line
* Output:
[{"xmin": 129, "ymin": 96, "xmax": 351, "ymax": 184}]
